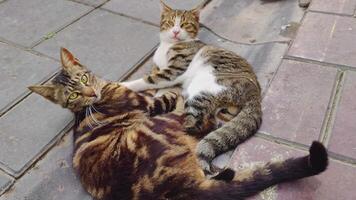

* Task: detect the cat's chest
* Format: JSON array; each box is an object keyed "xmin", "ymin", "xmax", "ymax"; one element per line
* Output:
[{"xmin": 153, "ymin": 42, "xmax": 173, "ymax": 69}]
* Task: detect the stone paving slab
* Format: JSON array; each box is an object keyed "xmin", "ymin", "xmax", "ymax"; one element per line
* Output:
[
  {"xmin": 260, "ymin": 60, "xmax": 337, "ymax": 145},
  {"xmin": 200, "ymin": 0, "xmax": 304, "ymax": 44},
  {"xmin": 0, "ymin": 42, "xmax": 59, "ymax": 114},
  {"xmin": 35, "ymin": 9, "xmax": 158, "ymax": 81},
  {"xmin": 289, "ymin": 12, "xmax": 356, "ymax": 67},
  {"xmin": 102, "ymin": 0, "xmax": 202, "ymax": 24},
  {"xmin": 309, "ymin": 0, "xmax": 356, "ymax": 16},
  {"xmin": 0, "ymin": 132, "xmax": 92, "ymax": 200},
  {"xmin": 0, "ymin": 172, "xmax": 13, "ymax": 196},
  {"xmin": 329, "ymin": 71, "xmax": 356, "ymax": 159},
  {"xmin": 228, "ymin": 137, "xmax": 305, "ymax": 199},
  {"xmin": 229, "ymin": 137, "xmax": 356, "ymax": 200},
  {"xmin": 0, "ymin": 0, "xmax": 92, "ymax": 47},
  {"xmin": 273, "ymin": 161, "xmax": 356, "ymax": 200},
  {"xmin": 0, "ymin": 94, "xmax": 71, "ymax": 176}
]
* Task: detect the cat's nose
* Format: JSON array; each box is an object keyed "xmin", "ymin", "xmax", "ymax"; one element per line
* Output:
[
  {"xmin": 82, "ymin": 87, "xmax": 97, "ymax": 98},
  {"xmin": 172, "ymin": 29, "xmax": 180, "ymax": 36}
]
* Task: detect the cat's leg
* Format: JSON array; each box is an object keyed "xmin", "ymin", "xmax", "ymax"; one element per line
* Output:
[
  {"xmin": 183, "ymin": 92, "xmax": 220, "ymax": 134},
  {"xmin": 141, "ymin": 91, "xmax": 179, "ymax": 116},
  {"xmin": 197, "ymin": 94, "xmax": 262, "ymax": 175},
  {"xmin": 122, "ymin": 65, "xmax": 184, "ymax": 92}
]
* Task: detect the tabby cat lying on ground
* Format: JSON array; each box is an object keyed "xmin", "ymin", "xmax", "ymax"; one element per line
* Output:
[
  {"xmin": 122, "ymin": 1, "xmax": 262, "ymax": 173},
  {"xmin": 29, "ymin": 48, "xmax": 328, "ymax": 200}
]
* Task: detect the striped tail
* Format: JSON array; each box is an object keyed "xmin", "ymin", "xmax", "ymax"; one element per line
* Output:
[
  {"xmin": 194, "ymin": 141, "xmax": 328, "ymax": 200},
  {"xmin": 196, "ymin": 98, "xmax": 262, "ymax": 173}
]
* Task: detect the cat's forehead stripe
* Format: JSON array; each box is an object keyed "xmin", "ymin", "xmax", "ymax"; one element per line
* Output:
[{"xmin": 53, "ymin": 70, "xmax": 71, "ymax": 86}]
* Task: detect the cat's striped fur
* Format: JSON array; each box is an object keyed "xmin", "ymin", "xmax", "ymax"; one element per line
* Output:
[
  {"xmin": 29, "ymin": 48, "xmax": 328, "ymax": 200},
  {"xmin": 122, "ymin": 1, "xmax": 262, "ymax": 173}
]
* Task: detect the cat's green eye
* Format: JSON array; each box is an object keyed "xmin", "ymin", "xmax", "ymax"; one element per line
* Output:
[
  {"xmin": 81, "ymin": 74, "xmax": 88, "ymax": 84},
  {"xmin": 68, "ymin": 92, "xmax": 79, "ymax": 100}
]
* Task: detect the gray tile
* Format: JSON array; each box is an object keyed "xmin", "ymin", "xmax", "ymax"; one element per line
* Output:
[
  {"xmin": 0, "ymin": 94, "xmax": 72, "ymax": 176},
  {"xmin": 200, "ymin": 28, "xmax": 288, "ymax": 93},
  {"xmin": 0, "ymin": 0, "xmax": 91, "ymax": 47},
  {"xmin": 310, "ymin": 0, "xmax": 356, "ymax": 16},
  {"xmin": 260, "ymin": 60, "xmax": 337, "ymax": 145},
  {"xmin": 0, "ymin": 172, "xmax": 13, "ymax": 196},
  {"xmin": 201, "ymin": 0, "xmax": 305, "ymax": 43},
  {"xmin": 289, "ymin": 12, "xmax": 356, "ymax": 68},
  {"xmin": 0, "ymin": 43, "xmax": 59, "ymax": 114},
  {"xmin": 35, "ymin": 9, "xmax": 158, "ymax": 80},
  {"xmin": 0, "ymin": 133, "xmax": 92, "ymax": 200},
  {"xmin": 102, "ymin": 0, "xmax": 202, "ymax": 24}
]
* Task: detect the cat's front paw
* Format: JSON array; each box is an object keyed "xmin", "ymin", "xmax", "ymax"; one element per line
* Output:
[
  {"xmin": 196, "ymin": 140, "xmax": 217, "ymax": 175},
  {"xmin": 183, "ymin": 115, "xmax": 203, "ymax": 134},
  {"xmin": 120, "ymin": 79, "xmax": 150, "ymax": 92}
]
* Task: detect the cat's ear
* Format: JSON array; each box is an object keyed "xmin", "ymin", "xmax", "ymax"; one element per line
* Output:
[
  {"xmin": 28, "ymin": 85, "xmax": 57, "ymax": 103},
  {"xmin": 191, "ymin": 2, "xmax": 204, "ymax": 20},
  {"xmin": 60, "ymin": 47, "xmax": 80, "ymax": 69},
  {"xmin": 160, "ymin": 0, "xmax": 172, "ymax": 12}
]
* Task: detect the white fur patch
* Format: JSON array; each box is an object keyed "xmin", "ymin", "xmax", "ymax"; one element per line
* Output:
[
  {"xmin": 153, "ymin": 41, "xmax": 173, "ymax": 69},
  {"xmin": 180, "ymin": 48, "xmax": 226, "ymax": 99}
]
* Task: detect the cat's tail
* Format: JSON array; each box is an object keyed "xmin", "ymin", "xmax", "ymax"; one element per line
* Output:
[
  {"xmin": 193, "ymin": 141, "xmax": 328, "ymax": 199},
  {"xmin": 197, "ymin": 98, "xmax": 262, "ymax": 173}
]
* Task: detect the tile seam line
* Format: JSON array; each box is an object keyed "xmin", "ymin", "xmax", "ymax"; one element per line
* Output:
[
  {"xmin": 66, "ymin": 0, "xmax": 110, "ymax": 8},
  {"xmin": 0, "ymin": 39, "xmax": 59, "ymax": 63},
  {"xmin": 284, "ymin": 55, "xmax": 356, "ymax": 71},
  {"xmin": 256, "ymin": 132, "xmax": 356, "ymax": 167},
  {"xmin": 0, "ymin": 69, "xmax": 60, "ymax": 118},
  {"xmin": 30, "ymin": 0, "xmax": 112, "ymax": 48},
  {"xmin": 0, "ymin": 178, "xmax": 14, "ymax": 197},
  {"xmin": 308, "ymin": 9, "xmax": 356, "ymax": 18},
  {"xmin": 30, "ymin": 6, "xmax": 97, "ymax": 49},
  {"xmin": 319, "ymin": 71, "xmax": 345, "ymax": 146}
]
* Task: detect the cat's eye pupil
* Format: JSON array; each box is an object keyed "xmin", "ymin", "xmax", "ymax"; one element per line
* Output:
[
  {"xmin": 69, "ymin": 92, "xmax": 79, "ymax": 100},
  {"xmin": 81, "ymin": 74, "xmax": 88, "ymax": 84}
]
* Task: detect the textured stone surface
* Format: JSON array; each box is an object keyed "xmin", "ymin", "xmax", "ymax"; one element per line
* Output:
[
  {"xmin": 0, "ymin": 133, "xmax": 92, "ymax": 200},
  {"xmin": 0, "ymin": 43, "xmax": 59, "ymax": 114},
  {"xmin": 201, "ymin": 0, "xmax": 305, "ymax": 43},
  {"xmin": 329, "ymin": 71, "xmax": 356, "ymax": 159},
  {"xmin": 200, "ymin": 28, "xmax": 288, "ymax": 94},
  {"xmin": 102, "ymin": 0, "xmax": 202, "ymax": 24},
  {"xmin": 289, "ymin": 12, "xmax": 356, "ymax": 67},
  {"xmin": 0, "ymin": 172, "xmax": 13, "ymax": 196},
  {"xmin": 0, "ymin": 0, "xmax": 91, "ymax": 47},
  {"xmin": 260, "ymin": 60, "xmax": 337, "ymax": 145},
  {"xmin": 0, "ymin": 94, "xmax": 72, "ymax": 176},
  {"xmin": 274, "ymin": 161, "xmax": 356, "ymax": 200},
  {"xmin": 228, "ymin": 137, "xmax": 305, "ymax": 200},
  {"xmin": 310, "ymin": 0, "xmax": 356, "ymax": 15},
  {"xmin": 35, "ymin": 9, "xmax": 158, "ymax": 80}
]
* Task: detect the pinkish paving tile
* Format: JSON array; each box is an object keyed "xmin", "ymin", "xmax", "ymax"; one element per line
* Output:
[
  {"xmin": 260, "ymin": 60, "xmax": 337, "ymax": 145},
  {"xmin": 310, "ymin": 0, "xmax": 356, "ymax": 16},
  {"xmin": 229, "ymin": 137, "xmax": 304, "ymax": 169},
  {"xmin": 227, "ymin": 137, "xmax": 304, "ymax": 200},
  {"xmin": 274, "ymin": 161, "xmax": 356, "ymax": 200},
  {"xmin": 289, "ymin": 12, "xmax": 356, "ymax": 68},
  {"xmin": 229, "ymin": 137, "xmax": 356, "ymax": 200},
  {"xmin": 328, "ymin": 71, "xmax": 356, "ymax": 159}
]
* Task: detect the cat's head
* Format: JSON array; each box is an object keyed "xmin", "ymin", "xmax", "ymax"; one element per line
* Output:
[
  {"xmin": 159, "ymin": 0, "xmax": 204, "ymax": 43},
  {"xmin": 29, "ymin": 48, "xmax": 105, "ymax": 112}
]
